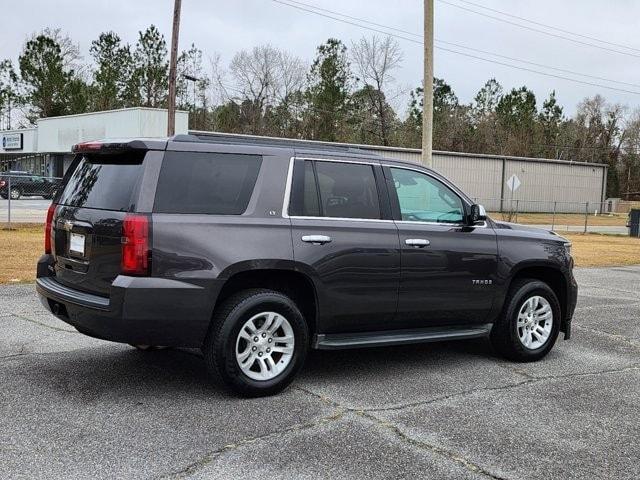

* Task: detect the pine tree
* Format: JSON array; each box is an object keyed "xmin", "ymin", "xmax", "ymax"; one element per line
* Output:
[
  {"xmin": 133, "ymin": 25, "xmax": 168, "ymax": 108},
  {"xmin": 305, "ymin": 38, "xmax": 352, "ymax": 141},
  {"xmin": 90, "ymin": 32, "xmax": 134, "ymax": 110}
]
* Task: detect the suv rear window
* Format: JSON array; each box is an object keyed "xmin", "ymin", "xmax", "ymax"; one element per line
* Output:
[
  {"xmin": 154, "ymin": 152, "xmax": 262, "ymax": 215},
  {"xmin": 57, "ymin": 153, "xmax": 144, "ymax": 211}
]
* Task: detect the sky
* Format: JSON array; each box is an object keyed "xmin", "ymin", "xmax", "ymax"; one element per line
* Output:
[{"xmin": 2, "ymin": 0, "xmax": 640, "ymax": 117}]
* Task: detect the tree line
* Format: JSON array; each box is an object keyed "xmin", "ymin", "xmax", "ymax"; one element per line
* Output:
[{"xmin": 0, "ymin": 26, "xmax": 638, "ymax": 198}]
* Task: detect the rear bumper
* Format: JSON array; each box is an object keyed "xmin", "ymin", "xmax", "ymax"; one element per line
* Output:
[{"xmin": 36, "ymin": 255, "xmax": 215, "ymax": 347}]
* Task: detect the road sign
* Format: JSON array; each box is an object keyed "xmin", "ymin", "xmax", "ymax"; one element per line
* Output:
[{"xmin": 506, "ymin": 174, "xmax": 521, "ymax": 192}]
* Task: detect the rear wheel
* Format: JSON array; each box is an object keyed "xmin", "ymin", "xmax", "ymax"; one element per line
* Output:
[
  {"xmin": 203, "ymin": 289, "xmax": 308, "ymax": 397},
  {"xmin": 9, "ymin": 188, "xmax": 20, "ymax": 200},
  {"xmin": 490, "ymin": 279, "xmax": 560, "ymax": 362}
]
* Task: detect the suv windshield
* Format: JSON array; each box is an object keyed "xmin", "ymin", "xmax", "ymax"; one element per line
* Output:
[{"xmin": 56, "ymin": 153, "xmax": 145, "ymax": 212}]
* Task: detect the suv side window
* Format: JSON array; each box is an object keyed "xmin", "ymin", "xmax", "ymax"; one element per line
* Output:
[
  {"xmin": 289, "ymin": 160, "xmax": 321, "ymax": 217},
  {"xmin": 389, "ymin": 167, "xmax": 464, "ymax": 224},
  {"xmin": 290, "ymin": 160, "xmax": 381, "ymax": 219},
  {"xmin": 154, "ymin": 151, "xmax": 262, "ymax": 215}
]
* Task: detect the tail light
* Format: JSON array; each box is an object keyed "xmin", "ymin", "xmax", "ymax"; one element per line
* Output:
[
  {"xmin": 0, "ymin": 180, "xmax": 5, "ymax": 188},
  {"xmin": 122, "ymin": 214, "xmax": 149, "ymax": 275},
  {"xmin": 44, "ymin": 204, "xmax": 55, "ymax": 254}
]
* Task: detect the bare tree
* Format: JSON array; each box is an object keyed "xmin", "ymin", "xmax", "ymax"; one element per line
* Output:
[
  {"xmin": 351, "ymin": 35, "xmax": 403, "ymax": 145},
  {"xmin": 229, "ymin": 45, "xmax": 305, "ymax": 134},
  {"xmin": 37, "ymin": 28, "xmax": 84, "ymax": 75}
]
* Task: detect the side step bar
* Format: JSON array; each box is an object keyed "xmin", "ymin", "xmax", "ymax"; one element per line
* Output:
[{"xmin": 313, "ymin": 324, "xmax": 492, "ymax": 350}]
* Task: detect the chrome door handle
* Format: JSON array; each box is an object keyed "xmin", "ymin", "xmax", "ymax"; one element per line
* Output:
[
  {"xmin": 405, "ymin": 238, "xmax": 430, "ymax": 247},
  {"xmin": 301, "ymin": 235, "xmax": 332, "ymax": 245}
]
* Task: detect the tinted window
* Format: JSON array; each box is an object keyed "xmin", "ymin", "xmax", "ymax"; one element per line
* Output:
[
  {"xmin": 316, "ymin": 161, "xmax": 380, "ymax": 219},
  {"xmin": 390, "ymin": 168, "xmax": 464, "ymax": 223},
  {"xmin": 289, "ymin": 160, "xmax": 320, "ymax": 217},
  {"xmin": 154, "ymin": 152, "xmax": 261, "ymax": 215},
  {"xmin": 57, "ymin": 153, "xmax": 144, "ymax": 211}
]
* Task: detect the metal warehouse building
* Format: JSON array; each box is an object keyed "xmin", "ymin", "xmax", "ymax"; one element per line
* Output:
[{"xmin": 192, "ymin": 131, "xmax": 608, "ymax": 214}]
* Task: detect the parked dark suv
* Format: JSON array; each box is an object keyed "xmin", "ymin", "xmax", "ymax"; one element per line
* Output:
[
  {"xmin": 0, "ymin": 171, "xmax": 61, "ymax": 199},
  {"xmin": 36, "ymin": 135, "xmax": 578, "ymax": 396}
]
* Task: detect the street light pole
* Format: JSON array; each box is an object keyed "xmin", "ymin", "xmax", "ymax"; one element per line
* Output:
[
  {"xmin": 422, "ymin": 0, "xmax": 434, "ymax": 167},
  {"xmin": 167, "ymin": 0, "xmax": 182, "ymax": 136}
]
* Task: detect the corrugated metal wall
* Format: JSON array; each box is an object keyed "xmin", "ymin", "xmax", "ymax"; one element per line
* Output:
[{"xmin": 362, "ymin": 147, "xmax": 607, "ymax": 213}]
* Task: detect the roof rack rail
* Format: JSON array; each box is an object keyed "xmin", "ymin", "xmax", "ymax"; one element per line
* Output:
[{"xmin": 175, "ymin": 131, "xmax": 380, "ymax": 156}]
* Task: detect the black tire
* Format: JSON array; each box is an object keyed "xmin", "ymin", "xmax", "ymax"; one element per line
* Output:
[
  {"xmin": 490, "ymin": 278, "xmax": 561, "ymax": 362},
  {"xmin": 203, "ymin": 289, "xmax": 309, "ymax": 397},
  {"xmin": 9, "ymin": 188, "xmax": 20, "ymax": 200}
]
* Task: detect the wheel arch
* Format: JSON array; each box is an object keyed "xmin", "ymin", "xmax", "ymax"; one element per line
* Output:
[
  {"xmin": 507, "ymin": 262, "xmax": 569, "ymax": 326},
  {"xmin": 214, "ymin": 264, "xmax": 319, "ymax": 337}
]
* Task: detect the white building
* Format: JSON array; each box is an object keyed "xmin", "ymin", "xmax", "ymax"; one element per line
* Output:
[{"xmin": 0, "ymin": 108, "xmax": 188, "ymax": 176}]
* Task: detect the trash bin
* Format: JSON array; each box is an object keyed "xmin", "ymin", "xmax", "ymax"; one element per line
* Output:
[{"xmin": 629, "ymin": 209, "xmax": 640, "ymax": 238}]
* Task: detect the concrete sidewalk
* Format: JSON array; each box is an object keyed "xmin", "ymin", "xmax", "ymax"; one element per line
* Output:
[{"xmin": 1, "ymin": 267, "xmax": 639, "ymax": 479}]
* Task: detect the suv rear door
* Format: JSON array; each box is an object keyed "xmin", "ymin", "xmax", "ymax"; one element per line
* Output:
[
  {"xmin": 383, "ymin": 164, "xmax": 498, "ymax": 327},
  {"xmin": 51, "ymin": 150, "xmax": 150, "ymax": 295},
  {"xmin": 288, "ymin": 156, "xmax": 400, "ymax": 334}
]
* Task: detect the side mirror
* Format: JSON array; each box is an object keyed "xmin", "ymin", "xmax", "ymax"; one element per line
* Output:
[{"xmin": 469, "ymin": 204, "xmax": 487, "ymax": 224}]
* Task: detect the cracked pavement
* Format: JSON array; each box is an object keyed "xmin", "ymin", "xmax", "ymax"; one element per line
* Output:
[{"xmin": 1, "ymin": 266, "xmax": 639, "ymax": 479}]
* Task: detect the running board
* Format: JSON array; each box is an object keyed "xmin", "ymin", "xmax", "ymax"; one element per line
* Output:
[{"xmin": 312, "ymin": 324, "xmax": 492, "ymax": 350}]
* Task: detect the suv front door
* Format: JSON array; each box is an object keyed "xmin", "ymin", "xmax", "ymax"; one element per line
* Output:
[
  {"xmin": 288, "ymin": 158, "xmax": 400, "ymax": 334},
  {"xmin": 384, "ymin": 165, "xmax": 498, "ymax": 328}
]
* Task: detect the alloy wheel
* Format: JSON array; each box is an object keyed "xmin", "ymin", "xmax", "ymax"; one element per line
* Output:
[
  {"xmin": 517, "ymin": 295, "xmax": 553, "ymax": 349},
  {"xmin": 235, "ymin": 311, "xmax": 295, "ymax": 381}
]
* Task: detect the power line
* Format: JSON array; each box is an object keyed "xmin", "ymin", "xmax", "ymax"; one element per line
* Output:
[
  {"xmin": 435, "ymin": 39, "xmax": 640, "ymax": 90},
  {"xmin": 270, "ymin": 0, "xmax": 640, "ymax": 96},
  {"xmin": 281, "ymin": 0, "xmax": 640, "ymax": 90},
  {"xmin": 437, "ymin": 0, "xmax": 640, "ymax": 59},
  {"xmin": 453, "ymin": 0, "xmax": 640, "ymax": 54}
]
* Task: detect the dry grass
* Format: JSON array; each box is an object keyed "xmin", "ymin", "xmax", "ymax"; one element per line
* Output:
[
  {"xmin": 0, "ymin": 224, "xmax": 43, "ymax": 284},
  {"xmin": 563, "ymin": 233, "xmax": 640, "ymax": 267},
  {"xmin": 0, "ymin": 225, "xmax": 638, "ymax": 285},
  {"xmin": 490, "ymin": 212, "xmax": 628, "ymax": 226}
]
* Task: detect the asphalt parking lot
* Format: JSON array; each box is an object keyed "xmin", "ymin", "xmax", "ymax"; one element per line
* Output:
[
  {"xmin": 1, "ymin": 267, "xmax": 639, "ymax": 480},
  {"xmin": 1, "ymin": 198, "xmax": 51, "ymax": 223}
]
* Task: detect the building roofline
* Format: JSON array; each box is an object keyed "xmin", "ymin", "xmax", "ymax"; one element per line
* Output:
[{"xmin": 36, "ymin": 107, "xmax": 189, "ymax": 123}]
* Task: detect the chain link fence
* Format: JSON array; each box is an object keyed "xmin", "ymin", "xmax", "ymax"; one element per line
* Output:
[
  {"xmin": 2, "ymin": 174, "xmax": 639, "ymax": 237},
  {"xmin": 475, "ymin": 198, "xmax": 639, "ymax": 235},
  {"xmin": 0, "ymin": 173, "xmax": 63, "ymax": 228}
]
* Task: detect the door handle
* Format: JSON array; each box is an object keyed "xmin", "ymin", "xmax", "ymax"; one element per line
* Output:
[
  {"xmin": 405, "ymin": 238, "xmax": 430, "ymax": 247},
  {"xmin": 301, "ymin": 235, "xmax": 332, "ymax": 245}
]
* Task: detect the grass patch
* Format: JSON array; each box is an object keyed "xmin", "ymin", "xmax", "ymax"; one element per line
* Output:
[
  {"xmin": 563, "ymin": 233, "xmax": 640, "ymax": 267},
  {"xmin": 0, "ymin": 223, "xmax": 43, "ymax": 284},
  {"xmin": 490, "ymin": 212, "xmax": 627, "ymax": 226},
  {"xmin": 0, "ymin": 225, "xmax": 638, "ymax": 285}
]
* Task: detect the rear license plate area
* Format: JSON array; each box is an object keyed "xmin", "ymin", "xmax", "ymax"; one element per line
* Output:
[{"xmin": 69, "ymin": 233, "xmax": 85, "ymax": 256}]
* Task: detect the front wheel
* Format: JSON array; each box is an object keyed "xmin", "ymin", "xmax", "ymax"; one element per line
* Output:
[
  {"xmin": 202, "ymin": 289, "xmax": 308, "ymax": 397},
  {"xmin": 490, "ymin": 279, "xmax": 561, "ymax": 362}
]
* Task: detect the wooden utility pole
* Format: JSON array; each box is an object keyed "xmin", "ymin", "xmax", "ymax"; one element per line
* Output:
[
  {"xmin": 422, "ymin": 0, "xmax": 434, "ymax": 167},
  {"xmin": 167, "ymin": 0, "xmax": 182, "ymax": 136}
]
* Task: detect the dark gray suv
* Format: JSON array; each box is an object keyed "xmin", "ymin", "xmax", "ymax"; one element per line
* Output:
[{"xmin": 36, "ymin": 135, "xmax": 578, "ymax": 396}]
